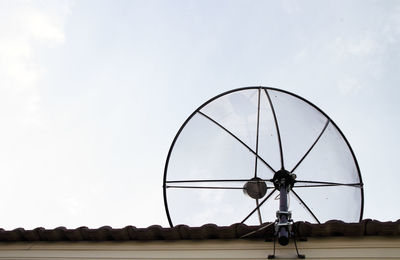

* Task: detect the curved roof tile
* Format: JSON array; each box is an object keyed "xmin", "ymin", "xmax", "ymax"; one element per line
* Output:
[{"xmin": 0, "ymin": 219, "xmax": 398, "ymax": 242}]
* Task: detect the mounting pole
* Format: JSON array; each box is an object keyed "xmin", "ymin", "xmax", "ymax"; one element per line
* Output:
[
  {"xmin": 278, "ymin": 179, "xmax": 289, "ymax": 245},
  {"xmin": 272, "ymin": 169, "xmax": 295, "ymax": 246},
  {"xmin": 270, "ymin": 170, "xmax": 305, "ymax": 259}
]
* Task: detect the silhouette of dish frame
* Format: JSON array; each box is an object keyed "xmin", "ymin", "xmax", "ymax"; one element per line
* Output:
[{"xmin": 163, "ymin": 86, "xmax": 364, "ymax": 227}]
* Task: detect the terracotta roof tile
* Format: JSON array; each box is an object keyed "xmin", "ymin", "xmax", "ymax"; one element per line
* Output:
[{"xmin": 0, "ymin": 219, "xmax": 398, "ymax": 242}]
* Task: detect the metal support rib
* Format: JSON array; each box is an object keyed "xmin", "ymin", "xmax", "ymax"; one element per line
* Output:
[
  {"xmin": 254, "ymin": 88, "xmax": 261, "ymax": 178},
  {"xmin": 256, "ymin": 199, "xmax": 262, "ymax": 224},
  {"xmin": 291, "ymin": 189, "xmax": 320, "ymax": 224},
  {"xmin": 255, "ymin": 89, "xmax": 262, "ymax": 224},
  {"xmin": 295, "ymin": 180, "xmax": 363, "ymax": 187},
  {"xmin": 241, "ymin": 188, "xmax": 277, "ymax": 224},
  {"xmin": 198, "ymin": 111, "xmax": 276, "ymax": 173},
  {"xmin": 165, "ymin": 185, "xmax": 244, "ymax": 190},
  {"xmin": 264, "ymin": 89, "xmax": 284, "ymax": 170},
  {"xmin": 291, "ymin": 119, "xmax": 330, "ymax": 173},
  {"xmin": 294, "ymin": 183, "xmax": 362, "ymax": 188},
  {"xmin": 166, "ymin": 178, "xmax": 273, "ymax": 184},
  {"xmin": 240, "ymin": 222, "xmax": 275, "ymax": 238}
]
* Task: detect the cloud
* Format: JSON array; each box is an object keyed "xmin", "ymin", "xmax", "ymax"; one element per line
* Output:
[
  {"xmin": 281, "ymin": 0, "xmax": 301, "ymax": 14},
  {"xmin": 382, "ymin": 4, "xmax": 400, "ymax": 44},
  {"xmin": 325, "ymin": 3, "xmax": 400, "ymax": 95},
  {"xmin": 337, "ymin": 77, "xmax": 362, "ymax": 95},
  {"xmin": 23, "ymin": 9, "xmax": 66, "ymax": 45},
  {"xmin": 329, "ymin": 36, "xmax": 378, "ymax": 59},
  {"xmin": 0, "ymin": 1, "xmax": 70, "ymax": 126},
  {"xmin": 63, "ymin": 197, "xmax": 82, "ymax": 217}
]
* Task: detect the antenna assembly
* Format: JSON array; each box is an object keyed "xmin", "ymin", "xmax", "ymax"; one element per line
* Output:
[{"xmin": 163, "ymin": 86, "xmax": 364, "ymax": 258}]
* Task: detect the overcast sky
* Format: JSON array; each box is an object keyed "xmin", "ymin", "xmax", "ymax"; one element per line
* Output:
[{"xmin": 0, "ymin": 0, "xmax": 399, "ymax": 229}]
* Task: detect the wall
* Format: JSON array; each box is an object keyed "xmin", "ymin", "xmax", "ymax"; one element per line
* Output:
[{"xmin": 0, "ymin": 236, "xmax": 398, "ymax": 259}]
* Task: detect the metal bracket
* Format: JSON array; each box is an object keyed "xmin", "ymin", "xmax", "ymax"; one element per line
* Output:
[
  {"xmin": 276, "ymin": 210, "xmax": 292, "ymax": 218},
  {"xmin": 275, "ymin": 210, "xmax": 293, "ymax": 233}
]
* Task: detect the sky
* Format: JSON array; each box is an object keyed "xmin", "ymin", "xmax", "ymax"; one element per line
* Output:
[{"xmin": 0, "ymin": 0, "xmax": 399, "ymax": 229}]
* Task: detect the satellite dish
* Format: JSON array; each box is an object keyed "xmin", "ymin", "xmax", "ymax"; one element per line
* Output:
[{"xmin": 163, "ymin": 87, "xmax": 363, "ymax": 243}]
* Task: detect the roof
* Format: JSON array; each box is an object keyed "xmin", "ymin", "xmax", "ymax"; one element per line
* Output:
[{"xmin": 0, "ymin": 219, "xmax": 398, "ymax": 242}]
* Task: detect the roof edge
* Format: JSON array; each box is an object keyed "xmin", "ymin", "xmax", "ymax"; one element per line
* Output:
[{"xmin": 0, "ymin": 219, "xmax": 398, "ymax": 242}]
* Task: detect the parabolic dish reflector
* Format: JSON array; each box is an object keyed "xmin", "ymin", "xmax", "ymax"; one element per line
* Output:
[{"xmin": 163, "ymin": 87, "xmax": 363, "ymax": 227}]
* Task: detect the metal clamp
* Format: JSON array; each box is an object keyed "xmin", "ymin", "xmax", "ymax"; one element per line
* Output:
[
  {"xmin": 274, "ymin": 221, "xmax": 293, "ymax": 233},
  {"xmin": 276, "ymin": 210, "xmax": 292, "ymax": 218}
]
